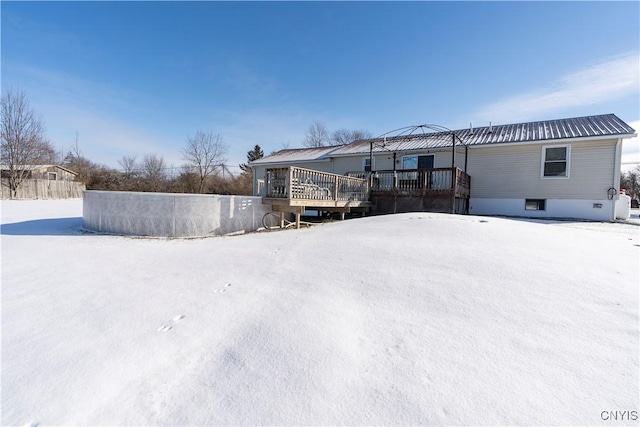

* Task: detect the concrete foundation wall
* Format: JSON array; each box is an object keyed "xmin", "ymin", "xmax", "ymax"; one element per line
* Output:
[
  {"xmin": 83, "ymin": 191, "xmax": 272, "ymax": 237},
  {"xmin": 469, "ymin": 198, "xmax": 615, "ymax": 221}
]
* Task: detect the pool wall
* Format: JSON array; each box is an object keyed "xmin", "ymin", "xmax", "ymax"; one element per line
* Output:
[{"xmin": 83, "ymin": 191, "xmax": 272, "ymax": 237}]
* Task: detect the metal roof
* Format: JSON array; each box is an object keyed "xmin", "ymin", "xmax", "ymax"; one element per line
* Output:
[
  {"xmin": 330, "ymin": 114, "xmax": 636, "ymax": 156},
  {"xmin": 250, "ymin": 146, "xmax": 341, "ymax": 165}
]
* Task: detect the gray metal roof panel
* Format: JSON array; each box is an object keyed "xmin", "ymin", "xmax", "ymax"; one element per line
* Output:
[
  {"xmin": 249, "ymin": 146, "xmax": 341, "ymax": 165},
  {"xmin": 330, "ymin": 114, "xmax": 635, "ymax": 156}
]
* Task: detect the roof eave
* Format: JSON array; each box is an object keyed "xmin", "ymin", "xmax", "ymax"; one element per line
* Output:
[
  {"xmin": 468, "ymin": 132, "xmax": 636, "ymax": 148},
  {"xmin": 249, "ymin": 158, "xmax": 333, "ymax": 167}
]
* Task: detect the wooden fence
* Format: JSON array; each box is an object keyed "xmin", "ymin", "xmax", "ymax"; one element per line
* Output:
[{"xmin": 1, "ymin": 178, "xmax": 86, "ymax": 200}]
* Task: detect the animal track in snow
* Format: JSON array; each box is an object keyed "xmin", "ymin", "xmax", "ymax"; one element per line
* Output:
[
  {"xmin": 214, "ymin": 283, "xmax": 232, "ymax": 293},
  {"xmin": 157, "ymin": 314, "xmax": 186, "ymax": 332}
]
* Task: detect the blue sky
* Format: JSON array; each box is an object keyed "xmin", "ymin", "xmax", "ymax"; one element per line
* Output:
[{"xmin": 2, "ymin": 1, "xmax": 639, "ymax": 172}]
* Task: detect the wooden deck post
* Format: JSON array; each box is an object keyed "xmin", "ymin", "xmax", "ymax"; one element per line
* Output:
[
  {"xmin": 265, "ymin": 171, "xmax": 270, "ymax": 197},
  {"xmin": 288, "ymin": 167, "xmax": 294, "ymax": 198}
]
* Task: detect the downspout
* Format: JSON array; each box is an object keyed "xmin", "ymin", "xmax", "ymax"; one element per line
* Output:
[
  {"xmin": 451, "ymin": 132, "xmax": 456, "ymax": 171},
  {"xmin": 464, "ymin": 144, "xmax": 468, "ymax": 173},
  {"xmin": 250, "ymin": 165, "xmax": 256, "ymax": 196},
  {"xmin": 369, "ymin": 140, "xmax": 374, "ymax": 190},
  {"xmin": 611, "ymin": 138, "xmax": 623, "ymax": 221},
  {"xmin": 451, "ymin": 132, "xmax": 456, "ymax": 214}
]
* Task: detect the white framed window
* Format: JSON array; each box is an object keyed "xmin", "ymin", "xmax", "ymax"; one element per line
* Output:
[
  {"xmin": 47, "ymin": 172, "xmax": 57, "ymax": 181},
  {"xmin": 363, "ymin": 157, "xmax": 375, "ymax": 172},
  {"xmin": 541, "ymin": 145, "xmax": 570, "ymax": 178}
]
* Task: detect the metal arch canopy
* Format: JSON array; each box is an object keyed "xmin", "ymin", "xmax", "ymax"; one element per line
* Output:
[{"xmin": 368, "ymin": 123, "xmax": 470, "ymax": 172}]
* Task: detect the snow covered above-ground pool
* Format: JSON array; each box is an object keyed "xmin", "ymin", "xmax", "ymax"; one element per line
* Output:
[{"xmin": 2, "ymin": 199, "xmax": 639, "ymax": 425}]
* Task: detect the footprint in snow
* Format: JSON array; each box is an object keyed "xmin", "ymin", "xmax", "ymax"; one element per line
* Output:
[
  {"xmin": 157, "ymin": 314, "xmax": 186, "ymax": 332},
  {"xmin": 214, "ymin": 283, "xmax": 232, "ymax": 293}
]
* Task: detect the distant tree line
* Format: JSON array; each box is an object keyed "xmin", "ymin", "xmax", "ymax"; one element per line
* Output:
[
  {"xmin": 1, "ymin": 89, "xmax": 264, "ymax": 197},
  {"xmin": 63, "ymin": 138, "xmax": 261, "ymax": 195},
  {"xmin": 620, "ymin": 167, "xmax": 640, "ymax": 202},
  {"xmin": 302, "ymin": 120, "xmax": 371, "ymax": 148}
]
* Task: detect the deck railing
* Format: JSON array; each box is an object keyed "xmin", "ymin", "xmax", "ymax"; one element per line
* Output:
[
  {"xmin": 346, "ymin": 167, "xmax": 470, "ymax": 197},
  {"xmin": 265, "ymin": 166, "xmax": 369, "ymax": 202}
]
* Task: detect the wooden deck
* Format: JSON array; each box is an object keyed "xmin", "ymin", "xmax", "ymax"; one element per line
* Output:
[
  {"xmin": 263, "ymin": 166, "xmax": 371, "ymax": 216},
  {"xmin": 261, "ymin": 166, "xmax": 470, "ymax": 228},
  {"xmin": 347, "ymin": 168, "xmax": 471, "ymax": 214}
]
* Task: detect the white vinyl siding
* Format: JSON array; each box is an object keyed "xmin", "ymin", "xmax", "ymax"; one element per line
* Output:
[
  {"xmin": 434, "ymin": 149, "xmax": 466, "ymax": 169},
  {"xmin": 332, "ymin": 155, "xmax": 393, "ymax": 174},
  {"xmin": 467, "ymin": 139, "xmax": 617, "ymax": 200},
  {"xmin": 319, "ymin": 150, "xmax": 462, "ymax": 175}
]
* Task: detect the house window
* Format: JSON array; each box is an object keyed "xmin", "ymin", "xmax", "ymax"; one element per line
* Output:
[
  {"xmin": 363, "ymin": 157, "xmax": 374, "ymax": 172},
  {"xmin": 525, "ymin": 199, "xmax": 546, "ymax": 211},
  {"xmin": 542, "ymin": 145, "xmax": 570, "ymax": 178},
  {"xmin": 401, "ymin": 155, "xmax": 434, "ymax": 180},
  {"xmin": 402, "ymin": 155, "xmax": 434, "ymax": 170},
  {"xmin": 47, "ymin": 172, "xmax": 57, "ymax": 181}
]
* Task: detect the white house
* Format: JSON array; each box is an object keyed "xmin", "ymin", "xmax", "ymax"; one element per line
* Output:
[{"xmin": 250, "ymin": 114, "xmax": 636, "ymax": 221}]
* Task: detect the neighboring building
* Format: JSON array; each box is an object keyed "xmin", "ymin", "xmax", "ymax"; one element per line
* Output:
[
  {"xmin": 0, "ymin": 164, "xmax": 79, "ymax": 181},
  {"xmin": 250, "ymin": 114, "xmax": 637, "ymax": 221},
  {"xmin": 1, "ymin": 165, "xmax": 85, "ymax": 199}
]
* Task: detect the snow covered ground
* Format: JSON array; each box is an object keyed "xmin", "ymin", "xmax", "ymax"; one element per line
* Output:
[{"xmin": 2, "ymin": 199, "xmax": 639, "ymax": 426}]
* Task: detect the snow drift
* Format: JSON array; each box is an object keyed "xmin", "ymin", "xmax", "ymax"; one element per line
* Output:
[{"xmin": 1, "ymin": 200, "xmax": 638, "ymax": 425}]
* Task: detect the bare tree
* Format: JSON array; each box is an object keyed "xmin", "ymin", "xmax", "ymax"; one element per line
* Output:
[
  {"xmin": 621, "ymin": 166, "xmax": 640, "ymax": 201},
  {"xmin": 117, "ymin": 155, "xmax": 139, "ymax": 191},
  {"xmin": 331, "ymin": 128, "xmax": 372, "ymax": 146},
  {"xmin": 303, "ymin": 121, "xmax": 330, "ymax": 147},
  {"xmin": 33, "ymin": 140, "xmax": 60, "ymax": 164},
  {"xmin": 63, "ymin": 131, "xmax": 94, "ymax": 184},
  {"xmin": 0, "ymin": 89, "xmax": 48, "ymax": 198},
  {"xmin": 118, "ymin": 155, "xmax": 138, "ymax": 176},
  {"xmin": 182, "ymin": 131, "xmax": 228, "ymax": 193},
  {"xmin": 142, "ymin": 154, "xmax": 166, "ymax": 192}
]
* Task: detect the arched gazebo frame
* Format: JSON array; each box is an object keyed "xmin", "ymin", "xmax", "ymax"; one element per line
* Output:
[{"xmin": 368, "ymin": 124, "xmax": 469, "ymax": 174}]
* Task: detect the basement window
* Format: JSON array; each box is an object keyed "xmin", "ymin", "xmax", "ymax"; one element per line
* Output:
[{"xmin": 525, "ymin": 199, "xmax": 546, "ymax": 211}]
